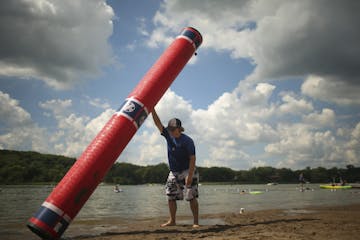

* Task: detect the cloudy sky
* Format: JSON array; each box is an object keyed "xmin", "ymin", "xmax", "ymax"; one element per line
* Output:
[{"xmin": 1, "ymin": 0, "xmax": 359, "ymax": 170}]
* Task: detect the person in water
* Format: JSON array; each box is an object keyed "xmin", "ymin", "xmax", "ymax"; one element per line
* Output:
[
  {"xmin": 152, "ymin": 109, "xmax": 199, "ymax": 228},
  {"xmin": 299, "ymin": 173, "xmax": 306, "ymax": 192}
]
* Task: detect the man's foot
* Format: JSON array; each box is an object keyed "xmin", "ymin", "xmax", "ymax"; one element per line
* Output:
[
  {"xmin": 192, "ymin": 224, "xmax": 200, "ymax": 228},
  {"xmin": 161, "ymin": 220, "xmax": 176, "ymax": 227}
]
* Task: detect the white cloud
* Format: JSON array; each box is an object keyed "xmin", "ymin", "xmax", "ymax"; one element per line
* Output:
[
  {"xmin": 87, "ymin": 97, "xmax": 111, "ymax": 110},
  {"xmin": 344, "ymin": 123, "xmax": 360, "ymax": 165},
  {"xmin": 149, "ymin": 0, "xmax": 360, "ymax": 105},
  {"xmin": 205, "ymin": 143, "xmax": 250, "ymax": 169},
  {"xmin": 0, "ymin": 0, "xmax": 115, "ymax": 89},
  {"xmin": 39, "ymin": 99, "xmax": 73, "ymax": 118},
  {"xmin": 137, "ymin": 17, "xmax": 149, "ymax": 37},
  {"xmin": 238, "ymin": 82, "xmax": 275, "ymax": 106},
  {"xmin": 265, "ymin": 124, "xmax": 340, "ymax": 168},
  {"xmin": 0, "ymin": 91, "xmax": 48, "ymax": 152},
  {"xmin": 51, "ymin": 108, "xmax": 115, "ymax": 157},
  {"xmin": 303, "ymin": 108, "xmax": 335, "ymax": 128},
  {"xmin": 130, "ymin": 83, "xmax": 358, "ymax": 169},
  {"xmin": 264, "ymin": 120, "xmax": 360, "ymax": 169},
  {"xmin": 278, "ymin": 94, "xmax": 313, "ymax": 115},
  {"xmin": 134, "ymin": 85, "xmax": 279, "ymax": 168},
  {"xmin": 301, "ymin": 75, "xmax": 360, "ymax": 106},
  {"xmin": 38, "ymin": 97, "xmax": 115, "ymax": 156},
  {"xmin": 147, "ymin": 28, "xmax": 173, "ymax": 49},
  {"xmin": 1, "ymin": 84, "xmax": 359, "ymax": 169},
  {"xmin": 124, "ymin": 130, "xmax": 166, "ymax": 166},
  {"xmin": 0, "ymin": 91, "xmax": 32, "ymax": 128},
  {"xmin": 0, "ymin": 129, "xmax": 47, "ymax": 152}
]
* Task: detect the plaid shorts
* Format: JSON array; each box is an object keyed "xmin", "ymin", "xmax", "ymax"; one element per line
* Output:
[{"xmin": 165, "ymin": 169, "xmax": 199, "ymax": 201}]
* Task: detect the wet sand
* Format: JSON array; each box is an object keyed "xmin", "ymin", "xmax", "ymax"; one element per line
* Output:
[{"xmin": 64, "ymin": 204, "xmax": 360, "ymax": 240}]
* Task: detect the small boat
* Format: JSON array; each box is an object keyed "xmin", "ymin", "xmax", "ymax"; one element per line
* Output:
[
  {"xmin": 267, "ymin": 182, "xmax": 278, "ymax": 186},
  {"xmin": 114, "ymin": 185, "xmax": 123, "ymax": 193},
  {"xmin": 350, "ymin": 184, "xmax": 360, "ymax": 189},
  {"xmin": 319, "ymin": 185, "xmax": 352, "ymax": 189},
  {"xmin": 249, "ymin": 191, "xmax": 263, "ymax": 195},
  {"xmin": 240, "ymin": 190, "xmax": 263, "ymax": 195}
]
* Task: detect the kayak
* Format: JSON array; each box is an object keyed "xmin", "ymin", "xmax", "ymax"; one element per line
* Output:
[
  {"xmin": 350, "ymin": 184, "xmax": 360, "ymax": 189},
  {"xmin": 319, "ymin": 185, "xmax": 352, "ymax": 189},
  {"xmin": 249, "ymin": 191, "xmax": 263, "ymax": 195}
]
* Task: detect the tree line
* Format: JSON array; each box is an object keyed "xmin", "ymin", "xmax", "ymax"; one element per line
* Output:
[{"xmin": 1, "ymin": 150, "xmax": 359, "ymax": 184}]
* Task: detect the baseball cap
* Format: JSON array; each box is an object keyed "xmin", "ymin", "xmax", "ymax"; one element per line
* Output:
[{"xmin": 167, "ymin": 118, "xmax": 184, "ymax": 132}]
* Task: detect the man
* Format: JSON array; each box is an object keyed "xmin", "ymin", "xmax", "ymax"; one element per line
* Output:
[
  {"xmin": 299, "ymin": 172, "xmax": 305, "ymax": 192},
  {"xmin": 152, "ymin": 109, "xmax": 199, "ymax": 228}
]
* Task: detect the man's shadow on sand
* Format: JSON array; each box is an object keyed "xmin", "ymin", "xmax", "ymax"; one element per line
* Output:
[{"xmin": 69, "ymin": 218, "xmax": 318, "ymax": 239}]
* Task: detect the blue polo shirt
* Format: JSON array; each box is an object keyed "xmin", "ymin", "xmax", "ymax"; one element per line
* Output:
[{"xmin": 161, "ymin": 127, "xmax": 196, "ymax": 172}]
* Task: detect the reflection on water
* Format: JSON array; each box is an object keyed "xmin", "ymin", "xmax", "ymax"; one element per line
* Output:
[
  {"xmin": 78, "ymin": 184, "xmax": 167, "ymax": 219},
  {"xmin": 0, "ymin": 184, "xmax": 359, "ymax": 239}
]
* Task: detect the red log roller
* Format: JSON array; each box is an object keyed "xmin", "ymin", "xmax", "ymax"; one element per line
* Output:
[{"xmin": 27, "ymin": 27, "xmax": 202, "ymax": 239}]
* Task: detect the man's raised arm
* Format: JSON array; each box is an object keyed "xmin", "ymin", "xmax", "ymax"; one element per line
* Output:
[{"xmin": 152, "ymin": 108, "xmax": 164, "ymax": 132}]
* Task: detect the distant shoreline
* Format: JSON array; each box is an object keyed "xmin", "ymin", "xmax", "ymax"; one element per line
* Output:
[
  {"xmin": 1, "ymin": 149, "xmax": 360, "ymax": 185},
  {"xmin": 0, "ymin": 182, "xmax": 350, "ymax": 186}
]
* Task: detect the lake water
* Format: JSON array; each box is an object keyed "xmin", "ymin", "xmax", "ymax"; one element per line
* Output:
[{"xmin": 1, "ymin": 184, "xmax": 359, "ymax": 239}]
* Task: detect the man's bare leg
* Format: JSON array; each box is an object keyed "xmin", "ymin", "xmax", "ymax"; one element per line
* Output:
[
  {"xmin": 190, "ymin": 198, "xmax": 199, "ymax": 227},
  {"xmin": 161, "ymin": 200, "xmax": 177, "ymax": 227}
]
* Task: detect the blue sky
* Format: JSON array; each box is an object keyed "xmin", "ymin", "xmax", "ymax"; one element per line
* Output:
[{"xmin": 0, "ymin": 0, "xmax": 359, "ymax": 170}]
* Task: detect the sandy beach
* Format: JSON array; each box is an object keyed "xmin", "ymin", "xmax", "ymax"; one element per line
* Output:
[{"xmin": 62, "ymin": 204, "xmax": 360, "ymax": 240}]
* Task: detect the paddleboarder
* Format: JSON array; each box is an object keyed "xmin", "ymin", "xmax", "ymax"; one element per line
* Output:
[
  {"xmin": 152, "ymin": 109, "xmax": 199, "ymax": 228},
  {"xmin": 299, "ymin": 172, "xmax": 306, "ymax": 192}
]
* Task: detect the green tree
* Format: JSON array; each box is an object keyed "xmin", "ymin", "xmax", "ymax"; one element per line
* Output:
[{"xmin": 1, "ymin": 149, "xmax": 360, "ymax": 185}]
